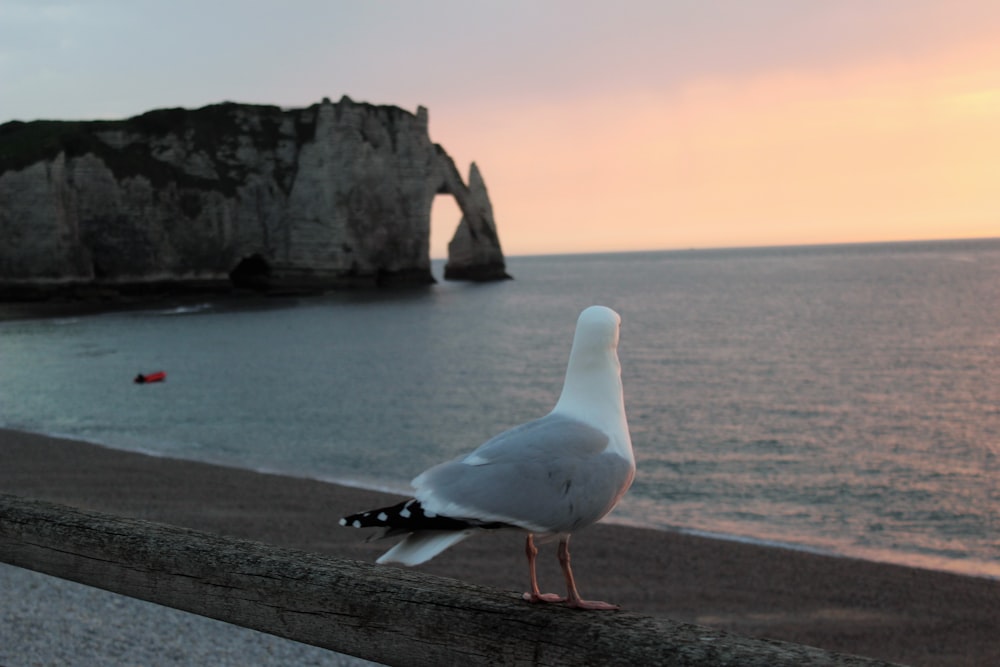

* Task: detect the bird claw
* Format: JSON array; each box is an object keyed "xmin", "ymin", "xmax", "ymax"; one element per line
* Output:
[
  {"xmin": 523, "ymin": 592, "xmax": 619, "ymax": 610},
  {"xmin": 565, "ymin": 599, "xmax": 620, "ymax": 611},
  {"xmin": 522, "ymin": 592, "xmax": 566, "ymax": 604}
]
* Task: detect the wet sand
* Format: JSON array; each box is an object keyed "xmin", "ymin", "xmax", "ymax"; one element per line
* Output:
[{"xmin": 2, "ymin": 428, "xmax": 998, "ymax": 666}]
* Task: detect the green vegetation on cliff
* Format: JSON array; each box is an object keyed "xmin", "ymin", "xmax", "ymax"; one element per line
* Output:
[{"xmin": 0, "ymin": 103, "xmax": 319, "ymax": 195}]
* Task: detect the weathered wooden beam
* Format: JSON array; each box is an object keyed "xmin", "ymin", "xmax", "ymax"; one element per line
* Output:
[{"xmin": 0, "ymin": 494, "xmax": 898, "ymax": 666}]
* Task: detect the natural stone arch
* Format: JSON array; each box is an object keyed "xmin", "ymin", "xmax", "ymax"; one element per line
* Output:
[
  {"xmin": 430, "ymin": 194, "xmax": 461, "ymax": 261},
  {"xmin": 0, "ymin": 97, "xmax": 511, "ymax": 300},
  {"xmin": 432, "ymin": 154, "xmax": 510, "ymax": 282}
]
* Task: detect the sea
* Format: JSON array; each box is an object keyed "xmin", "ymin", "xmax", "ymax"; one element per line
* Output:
[{"xmin": 2, "ymin": 238, "xmax": 998, "ymax": 580}]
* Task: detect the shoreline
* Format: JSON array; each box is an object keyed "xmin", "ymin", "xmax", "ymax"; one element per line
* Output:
[
  {"xmin": 11, "ymin": 424, "xmax": 998, "ymax": 585},
  {"xmin": 3, "ymin": 427, "xmax": 999, "ymax": 666}
]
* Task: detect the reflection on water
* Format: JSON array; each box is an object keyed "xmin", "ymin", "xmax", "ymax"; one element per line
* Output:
[{"xmin": 2, "ymin": 239, "xmax": 999, "ymax": 578}]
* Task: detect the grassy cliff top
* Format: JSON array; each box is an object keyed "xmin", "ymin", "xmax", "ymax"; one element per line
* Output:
[{"xmin": 0, "ymin": 102, "xmax": 307, "ymax": 176}]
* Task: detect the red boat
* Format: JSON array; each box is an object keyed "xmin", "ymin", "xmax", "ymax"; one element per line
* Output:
[{"xmin": 134, "ymin": 371, "xmax": 167, "ymax": 384}]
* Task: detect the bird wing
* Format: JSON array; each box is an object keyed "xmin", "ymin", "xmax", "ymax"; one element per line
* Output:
[{"xmin": 413, "ymin": 414, "xmax": 634, "ymax": 534}]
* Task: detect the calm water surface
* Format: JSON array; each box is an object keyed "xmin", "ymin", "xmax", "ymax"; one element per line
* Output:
[{"xmin": 2, "ymin": 239, "xmax": 998, "ymax": 578}]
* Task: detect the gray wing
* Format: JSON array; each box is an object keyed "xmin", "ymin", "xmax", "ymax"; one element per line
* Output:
[{"xmin": 413, "ymin": 414, "xmax": 634, "ymax": 534}]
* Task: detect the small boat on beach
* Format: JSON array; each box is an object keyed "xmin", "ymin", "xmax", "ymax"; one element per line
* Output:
[{"xmin": 134, "ymin": 371, "xmax": 167, "ymax": 384}]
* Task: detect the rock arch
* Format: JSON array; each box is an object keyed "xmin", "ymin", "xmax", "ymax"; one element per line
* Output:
[
  {"xmin": 0, "ymin": 97, "xmax": 511, "ymax": 299},
  {"xmin": 433, "ymin": 154, "xmax": 511, "ymax": 282}
]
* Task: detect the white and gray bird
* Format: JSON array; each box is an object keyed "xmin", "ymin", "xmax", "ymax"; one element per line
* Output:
[{"xmin": 340, "ymin": 305, "xmax": 635, "ymax": 610}]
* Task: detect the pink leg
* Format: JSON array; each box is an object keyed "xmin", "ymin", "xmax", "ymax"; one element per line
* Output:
[
  {"xmin": 521, "ymin": 534, "xmax": 565, "ymax": 603},
  {"xmin": 557, "ymin": 536, "xmax": 620, "ymax": 610}
]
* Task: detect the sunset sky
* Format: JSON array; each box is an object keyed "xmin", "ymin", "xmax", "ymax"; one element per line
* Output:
[{"xmin": 2, "ymin": 1, "xmax": 998, "ymax": 257}]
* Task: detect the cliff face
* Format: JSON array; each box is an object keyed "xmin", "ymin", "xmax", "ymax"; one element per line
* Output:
[{"xmin": 0, "ymin": 96, "xmax": 509, "ymax": 299}]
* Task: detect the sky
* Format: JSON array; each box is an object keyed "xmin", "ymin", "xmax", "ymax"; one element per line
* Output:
[{"xmin": 2, "ymin": 1, "xmax": 999, "ymax": 258}]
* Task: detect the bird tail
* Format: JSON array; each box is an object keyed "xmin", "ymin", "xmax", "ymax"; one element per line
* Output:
[
  {"xmin": 340, "ymin": 499, "xmax": 477, "ymax": 536},
  {"xmin": 376, "ymin": 529, "xmax": 475, "ymax": 565},
  {"xmin": 340, "ymin": 498, "xmax": 509, "ymax": 565}
]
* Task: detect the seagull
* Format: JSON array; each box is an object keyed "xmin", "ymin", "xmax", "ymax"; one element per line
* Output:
[{"xmin": 340, "ymin": 305, "xmax": 635, "ymax": 610}]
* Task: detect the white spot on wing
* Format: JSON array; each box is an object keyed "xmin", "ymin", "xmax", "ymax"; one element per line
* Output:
[
  {"xmin": 377, "ymin": 512, "xmax": 388, "ymax": 522},
  {"xmin": 352, "ymin": 520, "xmax": 362, "ymax": 528}
]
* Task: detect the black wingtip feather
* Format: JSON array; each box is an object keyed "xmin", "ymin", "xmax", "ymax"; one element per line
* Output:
[{"xmin": 340, "ymin": 499, "xmax": 509, "ymax": 535}]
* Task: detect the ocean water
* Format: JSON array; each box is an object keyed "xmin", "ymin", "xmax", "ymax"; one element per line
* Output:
[{"xmin": 2, "ymin": 238, "xmax": 999, "ymax": 579}]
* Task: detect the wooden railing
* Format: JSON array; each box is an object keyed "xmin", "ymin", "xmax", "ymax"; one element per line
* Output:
[{"xmin": 0, "ymin": 494, "xmax": 899, "ymax": 666}]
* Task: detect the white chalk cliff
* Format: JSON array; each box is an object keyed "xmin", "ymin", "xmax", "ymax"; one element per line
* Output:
[{"xmin": 0, "ymin": 96, "xmax": 510, "ymax": 299}]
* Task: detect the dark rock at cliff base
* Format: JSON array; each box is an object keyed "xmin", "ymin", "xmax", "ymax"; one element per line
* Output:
[{"xmin": 0, "ymin": 96, "xmax": 509, "ymax": 300}]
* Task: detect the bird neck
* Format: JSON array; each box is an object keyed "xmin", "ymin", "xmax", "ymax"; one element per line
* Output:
[{"xmin": 552, "ymin": 355, "xmax": 633, "ymax": 460}]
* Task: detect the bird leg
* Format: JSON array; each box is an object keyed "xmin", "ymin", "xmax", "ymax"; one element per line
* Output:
[
  {"xmin": 557, "ymin": 536, "xmax": 620, "ymax": 610},
  {"xmin": 521, "ymin": 534, "xmax": 565, "ymax": 603}
]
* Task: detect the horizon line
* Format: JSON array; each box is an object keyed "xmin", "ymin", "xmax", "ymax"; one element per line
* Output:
[{"xmin": 431, "ymin": 234, "xmax": 1000, "ymax": 262}]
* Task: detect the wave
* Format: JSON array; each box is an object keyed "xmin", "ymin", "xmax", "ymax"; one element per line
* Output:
[{"xmin": 152, "ymin": 303, "xmax": 215, "ymax": 316}]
